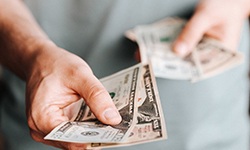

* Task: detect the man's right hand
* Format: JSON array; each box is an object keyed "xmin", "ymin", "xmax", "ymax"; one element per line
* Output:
[{"xmin": 25, "ymin": 43, "xmax": 122, "ymax": 149}]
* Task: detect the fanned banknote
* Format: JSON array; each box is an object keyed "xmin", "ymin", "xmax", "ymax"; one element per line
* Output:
[
  {"xmin": 126, "ymin": 17, "xmax": 243, "ymax": 82},
  {"xmin": 44, "ymin": 63, "xmax": 167, "ymax": 149},
  {"xmin": 191, "ymin": 38, "xmax": 243, "ymax": 82}
]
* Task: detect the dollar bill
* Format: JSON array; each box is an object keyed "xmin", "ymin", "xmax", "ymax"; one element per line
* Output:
[
  {"xmin": 131, "ymin": 18, "xmax": 199, "ymax": 80},
  {"xmin": 44, "ymin": 63, "xmax": 167, "ymax": 149},
  {"xmin": 191, "ymin": 38, "xmax": 243, "ymax": 82},
  {"xmin": 88, "ymin": 64, "xmax": 167, "ymax": 149},
  {"xmin": 126, "ymin": 17, "xmax": 243, "ymax": 82},
  {"xmin": 125, "ymin": 64, "xmax": 167, "ymax": 143}
]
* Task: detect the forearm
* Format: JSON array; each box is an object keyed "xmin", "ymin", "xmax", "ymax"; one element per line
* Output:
[{"xmin": 0, "ymin": 0, "xmax": 53, "ymax": 80}]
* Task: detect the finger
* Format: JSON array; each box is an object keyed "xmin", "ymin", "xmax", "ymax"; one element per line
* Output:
[
  {"xmin": 72, "ymin": 67, "xmax": 122, "ymax": 125},
  {"xmin": 206, "ymin": 23, "xmax": 242, "ymax": 51},
  {"xmin": 27, "ymin": 90, "xmax": 71, "ymax": 134},
  {"xmin": 173, "ymin": 11, "xmax": 213, "ymax": 57},
  {"xmin": 30, "ymin": 130, "xmax": 68, "ymax": 149},
  {"xmin": 27, "ymin": 74, "xmax": 84, "ymax": 134},
  {"xmin": 134, "ymin": 48, "xmax": 141, "ymax": 62},
  {"xmin": 30, "ymin": 130, "xmax": 88, "ymax": 150}
]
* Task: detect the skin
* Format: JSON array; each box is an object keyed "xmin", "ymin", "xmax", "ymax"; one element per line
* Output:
[
  {"xmin": 0, "ymin": 0, "xmax": 121, "ymax": 149},
  {"xmin": 0, "ymin": 0, "xmax": 249, "ymax": 149},
  {"xmin": 173, "ymin": 0, "xmax": 250, "ymax": 56}
]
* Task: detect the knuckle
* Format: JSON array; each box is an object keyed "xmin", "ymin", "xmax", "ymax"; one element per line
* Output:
[
  {"xmin": 72, "ymin": 64, "xmax": 92, "ymax": 78},
  {"xmin": 30, "ymin": 131, "xmax": 41, "ymax": 142},
  {"xmin": 27, "ymin": 115, "xmax": 38, "ymax": 131},
  {"xmin": 85, "ymin": 84, "xmax": 108, "ymax": 104}
]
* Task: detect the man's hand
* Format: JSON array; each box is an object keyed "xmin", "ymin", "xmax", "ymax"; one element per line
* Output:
[
  {"xmin": 173, "ymin": 0, "xmax": 250, "ymax": 57},
  {"xmin": 25, "ymin": 43, "xmax": 121, "ymax": 149},
  {"xmin": 0, "ymin": 1, "xmax": 121, "ymax": 149}
]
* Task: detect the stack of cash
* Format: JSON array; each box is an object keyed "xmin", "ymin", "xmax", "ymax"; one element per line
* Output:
[
  {"xmin": 45, "ymin": 63, "xmax": 167, "ymax": 149},
  {"xmin": 125, "ymin": 17, "xmax": 244, "ymax": 82}
]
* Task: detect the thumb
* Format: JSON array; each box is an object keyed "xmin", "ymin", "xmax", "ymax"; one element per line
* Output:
[
  {"xmin": 173, "ymin": 12, "xmax": 212, "ymax": 57},
  {"xmin": 73, "ymin": 70, "xmax": 122, "ymax": 125}
]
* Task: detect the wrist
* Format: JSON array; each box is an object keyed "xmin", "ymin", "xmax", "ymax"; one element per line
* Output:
[{"xmin": 24, "ymin": 39, "xmax": 58, "ymax": 81}]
